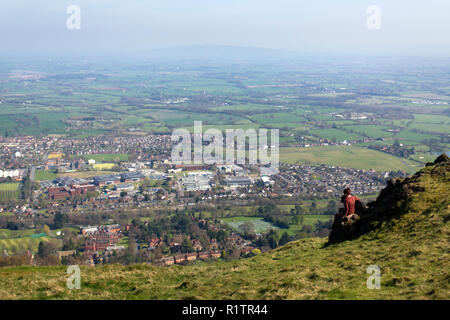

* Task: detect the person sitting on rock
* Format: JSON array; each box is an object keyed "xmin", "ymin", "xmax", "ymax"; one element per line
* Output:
[{"xmin": 342, "ymin": 188, "xmax": 360, "ymax": 217}]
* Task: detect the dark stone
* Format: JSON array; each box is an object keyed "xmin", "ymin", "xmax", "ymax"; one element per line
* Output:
[
  {"xmin": 327, "ymin": 154, "xmax": 448, "ymax": 245},
  {"xmin": 433, "ymin": 153, "xmax": 450, "ymax": 165}
]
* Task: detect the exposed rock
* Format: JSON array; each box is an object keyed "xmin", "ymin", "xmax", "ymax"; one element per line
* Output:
[
  {"xmin": 327, "ymin": 154, "xmax": 449, "ymax": 244},
  {"xmin": 433, "ymin": 153, "xmax": 449, "ymax": 165}
]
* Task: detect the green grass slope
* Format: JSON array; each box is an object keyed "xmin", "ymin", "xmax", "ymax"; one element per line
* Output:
[{"xmin": 0, "ymin": 156, "xmax": 448, "ymax": 300}]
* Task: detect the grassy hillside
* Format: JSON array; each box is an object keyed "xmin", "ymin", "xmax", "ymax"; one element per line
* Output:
[{"xmin": 0, "ymin": 156, "xmax": 448, "ymax": 300}]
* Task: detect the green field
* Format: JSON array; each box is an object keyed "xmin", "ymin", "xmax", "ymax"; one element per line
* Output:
[
  {"xmin": 0, "ymin": 112, "xmax": 68, "ymax": 136},
  {"xmin": 82, "ymin": 154, "xmax": 129, "ymax": 163},
  {"xmin": 250, "ymin": 112, "xmax": 306, "ymax": 125},
  {"xmin": 211, "ymin": 104, "xmax": 275, "ymax": 112},
  {"xmin": 222, "ymin": 215, "xmax": 333, "ymax": 236},
  {"xmin": 311, "ymin": 128, "xmax": 363, "ymax": 141},
  {"xmin": 413, "ymin": 114, "xmax": 450, "ymax": 124},
  {"xmin": 0, "ymin": 229, "xmax": 40, "ymax": 239},
  {"xmin": 394, "ymin": 130, "xmax": 437, "ymax": 145},
  {"xmin": 343, "ymin": 125, "xmax": 394, "ymax": 138},
  {"xmin": 93, "ymin": 163, "xmax": 116, "ymax": 170},
  {"xmin": 0, "ymin": 227, "xmax": 66, "ymax": 255},
  {"xmin": 0, "ymin": 229, "xmax": 54, "ymax": 255},
  {"xmin": 0, "ymin": 183, "xmax": 19, "ymax": 191},
  {"xmin": 221, "ymin": 217, "xmax": 279, "ymax": 233},
  {"xmin": 408, "ymin": 122, "xmax": 450, "ymax": 135},
  {"xmin": 280, "ymin": 146, "xmax": 420, "ymax": 173},
  {"xmin": 0, "ymin": 183, "xmax": 20, "ymax": 202},
  {"xmin": 34, "ymin": 170, "xmax": 57, "ymax": 181}
]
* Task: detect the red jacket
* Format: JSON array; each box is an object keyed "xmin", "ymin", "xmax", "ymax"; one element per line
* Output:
[{"xmin": 344, "ymin": 195, "xmax": 360, "ymax": 216}]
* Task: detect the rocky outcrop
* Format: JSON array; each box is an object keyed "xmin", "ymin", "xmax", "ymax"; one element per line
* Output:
[
  {"xmin": 328, "ymin": 213, "xmax": 360, "ymax": 243},
  {"xmin": 426, "ymin": 153, "xmax": 449, "ymax": 167},
  {"xmin": 327, "ymin": 153, "xmax": 450, "ymax": 244},
  {"xmin": 327, "ymin": 200, "xmax": 368, "ymax": 243}
]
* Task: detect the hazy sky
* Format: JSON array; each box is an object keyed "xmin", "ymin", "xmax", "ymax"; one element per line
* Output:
[{"xmin": 0, "ymin": 0, "xmax": 449, "ymax": 56}]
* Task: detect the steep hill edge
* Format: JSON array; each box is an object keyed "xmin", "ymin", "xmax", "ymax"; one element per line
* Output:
[{"xmin": 328, "ymin": 153, "xmax": 450, "ymax": 243}]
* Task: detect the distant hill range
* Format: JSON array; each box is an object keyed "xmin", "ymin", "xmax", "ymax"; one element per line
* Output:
[
  {"xmin": 147, "ymin": 45, "xmax": 301, "ymax": 61},
  {"xmin": 0, "ymin": 154, "xmax": 449, "ymax": 299}
]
